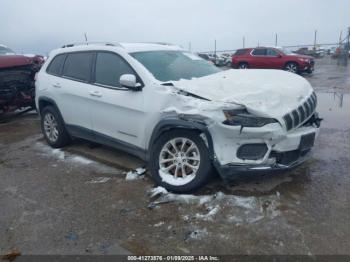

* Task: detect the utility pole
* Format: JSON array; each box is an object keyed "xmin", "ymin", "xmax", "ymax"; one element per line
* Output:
[
  {"xmin": 275, "ymin": 33, "xmax": 278, "ymax": 46},
  {"xmin": 214, "ymin": 39, "xmax": 217, "ymax": 57},
  {"xmin": 339, "ymin": 30, "xmax": 343, "ymax": 46},
  {"xmin": 84, "ymin": 33, "xmax": 88, "ymax": 43},
  {"xmin": 243, "ymin": 36, "xmax": 245, "ymax": 48},
  {"xmin": 313, "ymin": 30, "xmax": 317, "ymax": 50}
]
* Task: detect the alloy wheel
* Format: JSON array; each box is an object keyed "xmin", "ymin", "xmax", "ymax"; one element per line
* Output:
[
  {"xmin": 285, "ymin": 63, "xmax": 298, "ymax": 73},
  {"xmin": 159, "ymin": 137, "xmax": 201, "ymax": 186},
  {"xmin": 43, "ymin": 113, "xmax": 59, "ymax": 143}
]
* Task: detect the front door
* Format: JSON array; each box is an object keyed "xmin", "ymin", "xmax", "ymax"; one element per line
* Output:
[
  {"xmin": 89, "ymin": 51, "xmax": 146, "ymax": 148},
  {"xmin": 264, "ymin": 48, "xmax": 284, "ymax": 69}
]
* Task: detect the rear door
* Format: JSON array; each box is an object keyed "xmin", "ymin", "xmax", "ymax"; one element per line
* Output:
[
  {"xmin": 55, "ymin": 52, "xmax": 94, "ymax": 138},
  {"xmin": 89, "ymin": 51, "xmax": 145, "ymax": 148},
  {"xmin": 250, "ymin": 48, "xmax": 267, "ymax": 68}
]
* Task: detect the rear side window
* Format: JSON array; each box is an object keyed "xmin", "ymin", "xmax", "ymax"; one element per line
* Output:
[
  {"xmin": 234, "ymin": 49, "xmax": 248, "ymax": 56},
  {"xmin": 62, "ymin": 52, "xmax": 93, "ymax": 81},
  {"xmin": 47, "ymin": 54, "xmax": 66, "ymax": 75},
  {"xmin": 252, "ymin": 49, "xmax": 266, "ymax": 56},
  {"xmin": 94, "ymin": 52, "xmax": 135, "ymax": 87}
]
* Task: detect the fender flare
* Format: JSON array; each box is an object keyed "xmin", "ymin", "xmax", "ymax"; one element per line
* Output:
[
  {"xmin": 146, "ymin": 117, "xmax": 215, "ymax": 162},
  {"xmin": 37, "ymin": 96, "xmax": 66, "ymax": 124}
]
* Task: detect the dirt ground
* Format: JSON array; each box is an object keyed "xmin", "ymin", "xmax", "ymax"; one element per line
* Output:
[{"xmin": 0, "ymin": 57, "xmax": 349, "ymax": 255}]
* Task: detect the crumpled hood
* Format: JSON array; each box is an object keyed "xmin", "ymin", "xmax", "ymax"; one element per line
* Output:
[{"xmin": 171, "ymin": 69, "xmax": 314, "ymax": 118}]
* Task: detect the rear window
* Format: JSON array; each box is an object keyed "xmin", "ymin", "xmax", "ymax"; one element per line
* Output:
[
  {"xmin": 234, "ymin": 49, "xmax": 248, "ymax": 56},
  {"xmin": 62, "ymin": 52, "xmax": 93, "ymax": 82},
  {"xmin": 47, "ymin": 54, "xmax": 66, "ymax": 75}
]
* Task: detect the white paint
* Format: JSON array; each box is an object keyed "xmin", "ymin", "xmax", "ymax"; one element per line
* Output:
[{"xmin": 171, "ymin": 69, "xmax": 313, "ymax": 118}]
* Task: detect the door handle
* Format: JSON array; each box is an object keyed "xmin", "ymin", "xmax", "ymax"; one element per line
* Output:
[
  {"xmin": 52, "ymin": 83, "xmax": 61, "ymax": 88},
  {"xmin": 89, "ymin": 91, "xmax": 102, "ymax": 97}
]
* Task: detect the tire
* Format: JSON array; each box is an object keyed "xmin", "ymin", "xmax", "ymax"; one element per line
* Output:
[
  {"xmin": 149, "ymin": 129, "xmax": 213, "ymax": 193},
  {"xmin": 284, "ymin": 62, "xmax": 299, "ymax": 74},
  {"xmin": 226, "ymin": 61, "xmax": 232, "ymax": 67},
  {"xmin": 238, "ymin": 62, "xmax": 248, "ymax": 69},
  {"xmin": 41, "ymin": 106, "xmax": 71, "ymax": 148}
]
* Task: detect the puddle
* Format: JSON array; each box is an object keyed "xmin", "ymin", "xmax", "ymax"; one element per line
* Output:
[{"xmin": 316, "ymin": 92, "xmax": 350, "ymax": 130}]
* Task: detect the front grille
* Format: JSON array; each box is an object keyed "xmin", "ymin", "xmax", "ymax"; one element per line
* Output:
[{"xmin": 283, "ymin": 92, "xmax": 317, "ymax": 131}]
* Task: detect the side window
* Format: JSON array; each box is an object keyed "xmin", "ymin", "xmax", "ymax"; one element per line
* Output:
[
  {"xmin": 234, "ymin": 49, "xmax": 247, "ymax": 55},
  {"xmin": 266, "ymin": 49, "xmax": 279, "ymax": 56},
  {"xmin": 62, "ymin": 52, "xmax": 93, "ymax": 82},
  {"xmin": 252, "ymin": 48, "xmax": 266, "ymax": 56},
  {"xmin": 47, "ymin": 54, "xmax": 66, "ymax": 75},
  {"xmin": 94, "ymin": 52, "xmax": 135, "ymax": 87}
]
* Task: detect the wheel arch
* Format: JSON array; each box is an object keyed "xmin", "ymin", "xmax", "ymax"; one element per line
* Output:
[
  {"xmin": 146, "ymin": 117, "xmax": 215, "ymax": 162},
  {"xmin": 37, "ymin": 96, "xmax": 66, "ymax": 124},
  {"xmin": 284, "ymin": 61, "xmax": 299, "ymax": 67}
]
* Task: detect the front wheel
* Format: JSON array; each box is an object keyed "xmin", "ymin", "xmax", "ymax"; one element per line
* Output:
[
  {"xmin": 149, "ymin": 130, "xmax": 213, "ymax": 193},
  {"xmin": 284, "ymin": 62, "xmax": 299, "ymax": 73}
]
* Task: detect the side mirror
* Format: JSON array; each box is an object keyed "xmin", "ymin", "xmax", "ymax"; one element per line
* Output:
[
  {"xmin": 119, "ymin": 74, "xmax": 141, "ymax": 91},
  {"xmin": 277, "ymin": 54, "xmax": 282, "ymax": 58}
]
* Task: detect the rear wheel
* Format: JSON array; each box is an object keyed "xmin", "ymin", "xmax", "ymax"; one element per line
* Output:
[
  {"xmin": 41, "ymin": 106, "xmax": 71, "ymax": 148},
  {"xmin": 284, "ymin": 62, "xmax": 299, "ymax": 73},
  {"xmin": 238, "ymin": 62, "xmax": 249, "ymax": 69},
  {"xmin": 149, "ymin": 130, "xmax": 213, "ymax": 193}
]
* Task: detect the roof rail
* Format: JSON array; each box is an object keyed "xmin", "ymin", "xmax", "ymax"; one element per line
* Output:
[
  {"xmin": 61, "ymin": 42, "xmax": 124, "ymax": 48},
  {"xmin": 137, "ymin": 42, "xmax": 179, "ymax": 46}
]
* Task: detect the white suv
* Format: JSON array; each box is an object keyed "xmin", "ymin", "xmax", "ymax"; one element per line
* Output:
[{"xmin": 36, "ymin": 42, "xmax": 322, "ymax": 192}]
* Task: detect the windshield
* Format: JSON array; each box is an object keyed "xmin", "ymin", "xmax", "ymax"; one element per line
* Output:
[
  {"xmin": 0, "ymin": 46, "xmax": 15, "ymax": 55},
  {"xmin": 131, "ymin": 51, "xmax": 221, "ymax": 82}
]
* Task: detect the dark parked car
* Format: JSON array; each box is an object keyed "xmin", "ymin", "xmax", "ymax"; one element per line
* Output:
[
  {"xmin": 293, "ymin": 47, "xmax": 325, "ymax": 58},
  {"xmin": 231, "ymin": 47, "xmax": 315, "ymax": 74}
]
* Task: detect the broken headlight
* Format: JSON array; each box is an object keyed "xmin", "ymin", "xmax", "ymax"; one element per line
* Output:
[{"xmin": 223, "ymin": 109, "xmax": 278, "ymax": 127}]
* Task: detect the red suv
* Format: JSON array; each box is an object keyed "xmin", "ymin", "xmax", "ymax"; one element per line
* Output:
[{"xmin": 231, "ymin": 47, "xmax": 314, "ymax": 74}]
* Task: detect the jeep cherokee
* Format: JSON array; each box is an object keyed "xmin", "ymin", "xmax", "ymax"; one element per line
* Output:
[{"xmin": 35, "ymin": 42, "xmax": 321, "ymax": 193}]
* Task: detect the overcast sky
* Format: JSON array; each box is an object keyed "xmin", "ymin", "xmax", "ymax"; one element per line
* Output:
[{"xmin": 0, "ymin": 0, "xmax": 349, "ymax": 55}]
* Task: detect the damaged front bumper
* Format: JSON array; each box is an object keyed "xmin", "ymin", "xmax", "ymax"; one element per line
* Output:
[
  {"xmin": 209, "ymin": 113, "xmax": 321, "ymax": 181},
  {"xmin": 216, "ymin": 149, "xmax": 311, "ymax": 181}
]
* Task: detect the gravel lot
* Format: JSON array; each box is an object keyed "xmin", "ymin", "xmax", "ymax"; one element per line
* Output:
[{"xmin": 1, "ymin": 57, "xmax": 349, "ymax": 255}]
